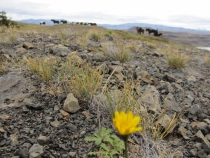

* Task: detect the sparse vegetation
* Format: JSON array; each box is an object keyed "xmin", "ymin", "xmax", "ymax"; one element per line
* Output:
[
  {"xmin": 67, "ymin": 64, "xmax": 102, "ymax": 100},
  {"xmin": 102, "ymin": 41, "xmax": 132, "ymax": 63},
  {"xmin": 88, "ymin": 30, "xmax": 101, "ymax": 42},
  {"xmin": 25, "ymin": 56, "xmax": 61, "ymax": 81},
  {"xmin": 85, "ymin": 127, "xmax": 124, "ymax": 158},
  {"xmin": 164, "ymin": 47, "xmax": 189, "ymax": 69},
  {"xmin": 204, "ymin": 54, "xmax": 210, "ymax": 65},
  {"xmin": 0, "ymin": 58, "xmax": 7, "ymax": 73},
  {"xmin": 58, "ymin": 54, "xmax": 103, "ymax": 100},
  {"xmin": 1, "ymin": 22, "xmax": 207, "ymax": 158}
]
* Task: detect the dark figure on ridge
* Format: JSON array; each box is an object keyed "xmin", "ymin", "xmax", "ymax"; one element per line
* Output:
[
  {"xmin": 136, "ymin": 27, "xmax": 144, "ymax": 34},
  {"xmin": 51, "ymin": 19, "xmax": 59, "ymax": 24},
  {"xmin": 154, "ymin": 32, "xmax": 163, "ymax": 36},
  {"xmin": 40, "ymin": 21, "xmax": 46, "ymax": 25},
  {"xmin": 146, "ymin": 28, "xmax": 158, "ymax": 35},
  {"xmin": 60, "ymin": 20, "xmax": 67, "ymax": 24}
]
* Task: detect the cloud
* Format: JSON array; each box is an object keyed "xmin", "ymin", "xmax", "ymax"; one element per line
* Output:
[{"xmin": 1, "ymin": 0, "xmax": 210, "ymax": 30}]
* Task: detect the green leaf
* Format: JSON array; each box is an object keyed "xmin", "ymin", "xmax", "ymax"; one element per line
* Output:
[
  {"xmin": 84, "ymin": 136, "xmax": 97, "ymax": 142},
  {"xmin": 94, "ymin": 131, "xmax": 100, "ymax": 138},
  {"xmin": 104, "ymin": 136, "xmax": 114, "ymax": 145},
  {"xmin": 95, "ymin": 137, "xmax": 102, "ymax": 145},
  {"xmin": 88, "ymin": 152, "xmax": 97, "ymax": 155},
  {"xmin": 100, "ymin": 143, "xmax": 109, "ymax": 151},
  {"xmin": 110, "ymin": 150, "xmax": 118, "ymax": 155}
]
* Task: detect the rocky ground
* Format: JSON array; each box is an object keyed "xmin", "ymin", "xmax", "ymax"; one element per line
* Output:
[{"xmin": 0, "ymin": 25, "xmax": 210, "ymax": 158}]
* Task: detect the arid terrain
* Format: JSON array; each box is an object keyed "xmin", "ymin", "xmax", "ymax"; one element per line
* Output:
[
  {"xmin": 0, "ymin": 23, "xmax": 210, "ymax": 158},
  {"xmin": 128, "ymin": 27, "xmax": 210, "ymax": 47},
  {"xmin": 160, "ymin": 31, "xmax": 210, "ymax": 47}
]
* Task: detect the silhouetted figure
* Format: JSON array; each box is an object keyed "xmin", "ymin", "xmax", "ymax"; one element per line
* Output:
[
  {"xmin": 89, "ymin": 23, "xmax": 97, "ymax": 26},
  {"xmin": 51, "ymin": 19, "xmax": 59, "ymax": 24},
  {"xmin": 60, "ymin": 20, "xmax": 67, "ymax": 24},
  {"xmin": 154, "ymin": 32, "xmax": 163, "ymax": 36},
  {"xmin": 136, "ymin": 27, "xmax": 144, "ymax": 34},
  {"xmin": 146, "ymin": 28, "xmax": 158, "ymax": 35},
  {"xmin": 40, "ymin": 21, "xmax": 46, "ymax": 25}
]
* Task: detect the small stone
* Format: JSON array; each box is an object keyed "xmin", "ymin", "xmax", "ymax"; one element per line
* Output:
[
  {"xmin": 10, "ymin": 134, "xmax": 19, "ymax": 145},
  {"xmin": 50, "ymin": 119, "xmax": 61, "ymax": 128},
  {"xmin": 80, "ymin": 131, "xmax": 86, "ymax": 137},
  {"xmin": 29, "ymin": 144, "xmax": 44, "ymax": 158},
  {"xmin": 189, "ymin": 104, "xmax": 200, "ymax": 115},
  {"xmin": 60, "ymin": 110, "xmax": 70, "ymax": 119},
  {"xmin": 196, "ymin": 130, "xmax": 210, "ymax": 153},
  {"xmin": 189, "ymin": 148, "xmax": 197, "ymax": 156},
  {"xmin": 178, "ymin": 126, "xmax": 190, "ymax": 139},
  {"xmin": 54, "ymin": 105, "xmax": 60, "ymax": 111},
  {"xmin": 23, "ymin": 42, "xmax": 34, "ymax": 49},
  {"xmin": 191, "ymin": 122, "xmax": 208, "ymax": 131},
  {"xmin": 187, "ymin": 76, "xmax": 196, "ymax": 82},
  {"xmin": 68, "ymin": 152, "xmax": 76, "ymax": 157},
  {"xmin": 206, "ymin": 134, "xmax": 210, "ymax": 141},
  {"xmin": 163, "ymin": 73, "xmax": 176, "ymax": 82},
  {"xmin": 0, "ymin": 127, "xmax": 6, "ymax": 133},
  {"xmin": 37, "ymin": 135, "xmax": 50, "ymax": 145},
  {"xmin": 0, "ymin": 114, "xmax": 10, "ymax": 120},
  {"xmin": 82, "ymin": 110, "xmax": 90, "ymax": 119},
  {"xmin": 63, "ymin": 93, "xmax": 81, "ymax": 113}
]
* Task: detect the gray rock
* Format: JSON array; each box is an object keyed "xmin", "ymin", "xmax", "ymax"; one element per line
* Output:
[
  {"xmin": 23, "ymin": 42, "xmax": 34, "ymax": 49},
  {"xmin": 37, "ymin": 136, "xmax": 50, "ymax": 145},
  {"xmin": 50, "ymin": 119, "xmax": 61, "ymax": 128},
  {"xmin": 164, "ymin": 93, "xmax": 181, "ymax": 112},
  {"xmin": 187, "ymin": 75, "xmax": 196, "ymax": 82},
  {"xmin": 10, "ymin": 134, "xmax": 19, "ymax": 145},
  {"xmin": 29, "ymin": 144, "xmax": 44, "ymax": 158},
  {"xmin": 191, "ymin": 122, "xmax": 208, "ymax": 133},
  {"xmin": 63, "ymin": 93, "xmax": 80, "ymax": 113},
  {"xmin": 163, "ymin": 73, "xmax": 176, "ymax": 82},
  {"xmin": 189, "ymin": 104, "xmax": 201, "ymax": 115},
  {"xmin": 196, "ymin": 130, "xmax": 210, "ymax": 153},
  {"xmin": 24, "ymin": 98, "xmax": 43, "ymax": 110},
  {"xmin": 190, "ymin": 148, "xmax": 197, "ymax": 156},
  {"xmin": 49, "ymin": 44, "xmax": 70, "ymax": 56},
  {"xmin": 140, "ymin": 85, "xmax": 161, "ymax": 112},
  {"xmin": 178, "ymin": 126, "xmax": 190, "ymax": 139},
  {"xmin": 88, "ymin": 52, "xmax": 106, "ymax": 62},
  {"xmin": 69, "ymin": 152, "xmax": 77, "ymax": 157}
]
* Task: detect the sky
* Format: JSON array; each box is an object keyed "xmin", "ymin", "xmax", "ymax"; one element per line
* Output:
[{"xmin": 1, "ymin": 0, "xmax": 210, "ymax": 30}]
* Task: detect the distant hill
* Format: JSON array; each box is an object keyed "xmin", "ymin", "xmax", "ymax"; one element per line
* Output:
[
  {"xmin": 17, "ymin": 19, "xmax": 210, "ymax": 46},
  {"xmin": 127, "ymin": 26, "xmax": 210, "ymax": 47},
  {"xmin": 19, "ymin": 19, "xmax": 210, "ymax": 35},
  {"xmin": 18, "ymin": 19, "xmax": 70, "ymax": 25},
  {"xmin": 98, "ymin": 23, "xmax": 210, "ymax": 35}
]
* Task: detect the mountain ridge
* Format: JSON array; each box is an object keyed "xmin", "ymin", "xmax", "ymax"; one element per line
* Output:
[{"xmin": 18, "ymin": 19, "xmax": 210, "ymax": 35}]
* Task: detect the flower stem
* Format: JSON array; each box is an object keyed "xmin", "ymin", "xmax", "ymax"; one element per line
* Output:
[{"xmin": 122, "ymin": 135, "xmax": 129, "ymax": 158}]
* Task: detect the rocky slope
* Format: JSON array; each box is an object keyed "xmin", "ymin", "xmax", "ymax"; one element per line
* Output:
[{"xmin": 0, "ymin": 25, "xmax": 210, "ymax": 158}]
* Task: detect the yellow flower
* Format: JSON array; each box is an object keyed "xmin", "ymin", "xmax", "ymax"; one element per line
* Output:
[{"xmin": 113, "ymin": 111, "xmax": 142, "ymax": 136}]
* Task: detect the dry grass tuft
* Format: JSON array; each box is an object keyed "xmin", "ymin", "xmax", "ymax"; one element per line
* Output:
[
  {"xmin": 87, "ymin": 30, "xmax": 101, "ymax": 42},
  {"xmin": 204, "ymin": 54, "xmax": 210, "ymax": 65},
  {"xmin": 69, "ymin": 65, "xmax": 103, "ymax": 100},
  {"xmin": 0, "ymin": 29, "xmax": 19, "ymax": 46},
  {"xmin": 102, "ymin": 41, "xmax": 132, "ymax": 63},
  {"xmin": 58, "ymin": 54, "xmax": 103, "ymax": 100},
  {"xmin": 0, "ymin": 58, "xmax": 8, "ymax": 73},
  {"xmin": 24, "ymin": 56, "xmax": 60, "ymax": 81},
  {"xmin": 164, "ymin": 47, "xmax": 189, "ymax": 69}
]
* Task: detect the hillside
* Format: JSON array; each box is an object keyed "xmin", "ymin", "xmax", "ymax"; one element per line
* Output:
[
  {"xmin": 0, "ymin": 23, "xmax": 210, "ymax": 158},
  {"xmin": 19, "ymin": 20, "xmax": 210, "ymax": 47},
  {"xmin": 127, "ymin": 26, "xmax": 210, "ymax": 47},
  {"xmin": 99, "ymin": 22, "xmax": 210, "ymax": 34}
]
